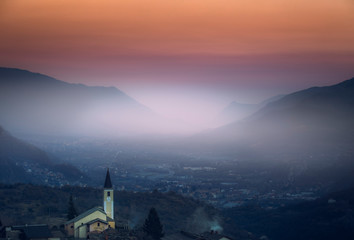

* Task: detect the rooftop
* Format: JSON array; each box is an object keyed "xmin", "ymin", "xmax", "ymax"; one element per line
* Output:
[
  {"xmin": 104, "ymin": 169, "xmax": 113, "ymax": 189},
  {"xmin": 66, "ymin": 206, "xmax": 106, "ymax": 224}
]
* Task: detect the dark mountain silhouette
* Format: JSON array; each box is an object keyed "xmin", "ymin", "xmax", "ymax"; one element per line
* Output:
[
  {"xmin": 0, "ymin": 67, "xmax": 157, "ymax": 136},
  {"xmin": 247, "ymin": 77, "xmax": 354, "ymax": 131},
  {"xmin": 206, "ymin": 77, "xmax": 354, "ymax": 153},
  {"xmin": 0, "ymin": 125, "xmax": 85, "ymax": 184}
]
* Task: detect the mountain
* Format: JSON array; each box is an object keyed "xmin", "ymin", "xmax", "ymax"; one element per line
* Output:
[
  {"xmin": 217, "ymin": 95, "xmax": 285, "ymax": 125},
  {"xmin": 208, "ymin": 77, "xmax": 354, "ymax": 152},
  {"xmin": 188, "ymin": 77, "xmax": 354, "ymax": 190},
  {"xmin": 0, "ymin": 67, "xmax": 159, "ymax": 136},
  {"xmin": 0, "ymin": 125, "xmax": 85, "ymax": 185}
]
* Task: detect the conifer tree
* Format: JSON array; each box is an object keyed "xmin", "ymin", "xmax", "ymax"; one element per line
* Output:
[
  {"xmin": 67, "ymin": 195, "xmax": 78, "ymax": 220},
  {"xmin": 143, "ymin": 207, "xmax": 164, "ymax": 240}
]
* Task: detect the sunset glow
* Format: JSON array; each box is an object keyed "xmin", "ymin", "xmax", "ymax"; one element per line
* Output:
[{"xmin": 1, "ymin": 0, "xmax": 354, "ymax": 127}]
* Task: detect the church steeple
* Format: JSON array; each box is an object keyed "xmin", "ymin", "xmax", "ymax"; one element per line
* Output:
[
  {"xmin": 104, "ymin": 168, "xmax": 112, "ymax": 189},
  {"xmin": 103, "ymin": 168, "xmax": 114, "ymax": 220}
]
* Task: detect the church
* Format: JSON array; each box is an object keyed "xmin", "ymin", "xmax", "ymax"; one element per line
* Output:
[{"xmin": 65, "ymin": 169, "xmax": 115, "ymax": 238}]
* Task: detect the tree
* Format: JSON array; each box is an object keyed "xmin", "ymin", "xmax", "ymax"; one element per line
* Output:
[
  {"xmin": 67, "ymin": 195, "xmax": 77, "ymax": 220},
  {"xmin": 143, "ymin": 207, "xmax": 164, "ymax": 240},
  {"xmin": 0, "ymin": 219, "xmax": 3, "ymax": 238}
]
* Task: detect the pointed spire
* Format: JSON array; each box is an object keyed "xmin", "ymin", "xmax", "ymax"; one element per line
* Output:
[{"xmin": 104, "ymin": 168, "xmax": 113, "ymax": 188}]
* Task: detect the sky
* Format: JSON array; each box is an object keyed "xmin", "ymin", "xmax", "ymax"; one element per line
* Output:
[{"xmin": 1, "ymin": 0, "xmax": 354, "ymax": 127}]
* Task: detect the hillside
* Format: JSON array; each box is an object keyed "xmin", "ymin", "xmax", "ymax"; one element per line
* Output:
[
  {"xmin": 0, "ymin": 67, "xmax": 158, "ymax": 136},
  {"xmin": 0, "ymin": 125, "xmax": 85, "ymax": 185},
  {"xmin": 199, "ymin": 77, "xmax": 354, "ymax": 154},
  {"xmin": 0, "ymin": 183, "xmax": 254, "ymax": 239},
  {"xmin": 2, "ymin": 183, "xmax": 353, "ymax": 239},
  {"xmin": 246, "ymin": 77, "xmax": 354, "ymax": 141},
  {"xmin": 223, "ymin": 187, "xmax": 354, "ymax": 240},
  {"xmin": 185, "ymin": 77, "xmax": 354, "ymax": 192}
]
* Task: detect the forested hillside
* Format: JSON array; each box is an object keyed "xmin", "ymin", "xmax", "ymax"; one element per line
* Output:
[{"xmin": 0, "ymin": 183, "xmax": 253, "ymax": 239}]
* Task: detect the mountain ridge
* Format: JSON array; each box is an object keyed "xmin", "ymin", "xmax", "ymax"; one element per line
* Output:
[
  {"xmin": 217, "ymin": 94, "xmax": 285, "ymax": 125},
  {"xmin": 192, "ymin": 76, "xmax": 354, "ymax": 156},
  {"xmin": 244, "ymin": 77, "xmax": 354, "ymax": 129},
  {"xmin": 0, "ymin": 67, "xmax": 159, "ymax": 136},
  {"xmin": 0, "ymin": 67, "xmax": 143, "ymax": 106}
]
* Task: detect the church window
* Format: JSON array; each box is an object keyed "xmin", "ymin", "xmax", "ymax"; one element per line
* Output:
[
  {"xmin": 97, "ymin": 223, "xmax": 100, "ymax": 226},
  {"xmin": 107, "ymin": 192, "xmax": 110, "ymax": 197}
]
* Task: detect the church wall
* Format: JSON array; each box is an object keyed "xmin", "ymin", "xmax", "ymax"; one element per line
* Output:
[
  {"xmin": 65, "ymin": 222, "xmax": 74, "ymax": 236},
  {"xmin": 77, "ymin": 224, "xmax": 88, "ymax": 239},
  {"xmin": 73, "ymin": 210, "xmax": 107, "ymax": 231},
  {"xmin": 108, "ymin": 221, "xmax": 115, "ymax": 229},
  {"xmin": 88, "ymin": 222, "xmax": 108, "ymax": 232},
  {"xmin": 73, "ymin": 210, "xmax": 107, "ymax": 238}
]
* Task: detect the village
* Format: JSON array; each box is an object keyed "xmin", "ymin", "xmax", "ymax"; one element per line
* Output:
[{"xmin": 0, "ymin": 170, "xmax": 234, "ymax": 240}]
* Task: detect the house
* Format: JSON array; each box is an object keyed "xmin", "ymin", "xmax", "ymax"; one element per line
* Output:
[{"xmin": 65, "ymin": 169, "xmax": 115, "ymax": 239}]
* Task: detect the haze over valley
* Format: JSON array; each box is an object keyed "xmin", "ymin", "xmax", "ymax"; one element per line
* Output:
[
  {"xmin": 1, "ymin": 67, "xmax": 354, "ymax": 239},
  {"xmin": 1, "ymin": 0, "xmax": 354, "ymax": 239},
  {"xmin": 1, "ymin": 67, "xmax": 354, "ymax": 200}
]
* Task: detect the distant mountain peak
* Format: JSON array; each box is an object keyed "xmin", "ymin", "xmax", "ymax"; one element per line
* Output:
[
  {"xmin": 203, "ymin": 76, "xmax": 354, "ymax": 157},
  {"xmin": 0, "ymin": 67, "xmax": 164, "ymax": 136},
  {"xmin": 217, "ymin": 94, "xmax": 285, "ymax": 125}
]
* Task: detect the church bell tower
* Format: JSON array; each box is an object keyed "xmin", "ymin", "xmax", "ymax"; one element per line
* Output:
[{"xmin": 103, "ymin": 168, "xmax": 114, "ymax": 220}]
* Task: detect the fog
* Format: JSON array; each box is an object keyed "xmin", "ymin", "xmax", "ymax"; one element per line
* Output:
[
  {"xmin": 0, "ymin": 68, "xmax": 273, "ymax": 137},
  {"xmin": 1, "ymin": 68, "xmax": 354, "ymax": 166},
  {"xmin": 2, "ymin": 69, "xmax": 354, "ymax": 235},
  {"xmin": 0, "ymin": 87, "xmax": 226, "ymax": 137}
]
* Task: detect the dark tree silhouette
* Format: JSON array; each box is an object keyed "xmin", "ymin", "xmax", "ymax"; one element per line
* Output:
[
  {"xmin": 0, "ymin": 219, "xmax": 4, "ymax": 238},
  {"xmin": 143, "ymin": 207, "xmax": 164, "ymax": 240},
  {"xmin": 67, "ymin": 195, "xmax": 78, "ymax": 220}
]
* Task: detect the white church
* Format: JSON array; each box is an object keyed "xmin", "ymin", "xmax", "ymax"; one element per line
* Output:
[{"xmin": 65, "ymin": 169, "xmax": 115, "ymax": 238}]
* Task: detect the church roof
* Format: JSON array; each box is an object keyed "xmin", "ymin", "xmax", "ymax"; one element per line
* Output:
[
  {"xmin": 66, "ymin": 206, "xmax": 106, "ymax": 224},
  {"xmin": 104, "ymin": 168, "xmax": 113, "ymax": 188},
  {"xmin": 106, "ymin": 216, "xmax": 114, "ymax": 222},
  {"xmin": 86, "ymin": 218, "xmax": 108, "ymax": 225}
]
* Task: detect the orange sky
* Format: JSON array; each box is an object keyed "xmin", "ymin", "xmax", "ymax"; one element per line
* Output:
[
  {"xmin": 1, "ymin": 0, "xmax": 354, "ymax": 123},
  {"xmin": 2, "ymin": 0, "xmax": 354, "ymax": 55}
]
